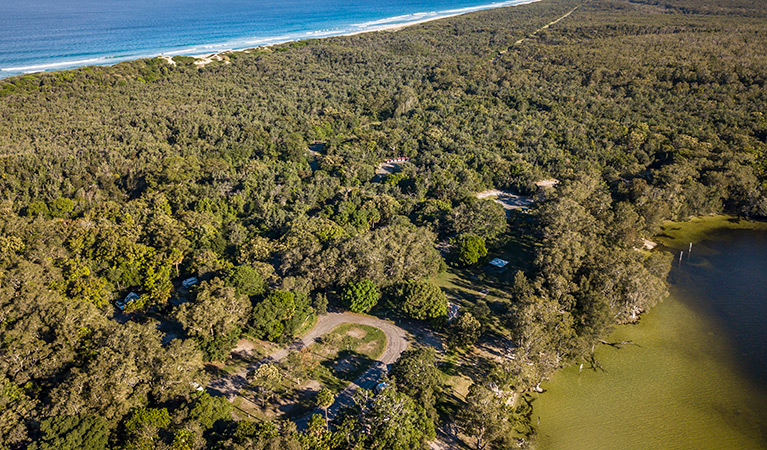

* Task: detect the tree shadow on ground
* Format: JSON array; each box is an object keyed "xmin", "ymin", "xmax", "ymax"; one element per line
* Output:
[
  {"xmin": 320, "ymin": 349, "xmax": 376, "ymax": 382},
  {"xmin": 448, "ymin": 351, "xmax": 498, "ymax": 384},
  {"xmin": 276, "ymin": 385, "xmax": 320, "ymax": 419}
]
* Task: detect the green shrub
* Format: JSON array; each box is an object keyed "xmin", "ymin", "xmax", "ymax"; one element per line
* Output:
[
  {"xmin": 342, "ymin": 279, "xmax": 380, "ymax": 313},
  {"xmin": 452, "ymin": 233, "xmax": 487, "ymax": 267}
]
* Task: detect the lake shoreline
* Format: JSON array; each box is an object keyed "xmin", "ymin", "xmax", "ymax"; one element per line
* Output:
[
  {"xmin": 532, "ymin": 215, "xmax": 767, "ymax": 450},
  {"xmin": 654, "ymin": 214, "xmax": 767, "ymax": 250}
]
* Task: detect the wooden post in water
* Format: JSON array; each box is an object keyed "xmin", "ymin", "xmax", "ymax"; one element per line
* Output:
[
  {"xmin": 679, "ymin": 251, "xmax": 684, "ymax": 265},
  {"xmin": 689, "ymin": 242, "xmax": 692, "ymax": 255}
]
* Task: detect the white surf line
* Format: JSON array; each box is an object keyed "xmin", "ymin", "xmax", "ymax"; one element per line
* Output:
[{"xmin": 2, "ymin": 0, "xmax": 542, "ymax": 78}]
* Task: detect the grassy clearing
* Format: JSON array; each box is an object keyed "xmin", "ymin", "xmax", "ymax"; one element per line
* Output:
[
  {"xmin": 314, "ymin": 323, "xmax": 387, "ymax": 360},
  {"xmin": 306, "ymin": 324, "xmax": 386, "ymax": 393},
  {"xmin": 492, "ymin": 223, "xmax": 541, "ymax": 275},
  {"xmin": 434, "ymin": 224, "xmax": 538, "ymax": 337},
  {"xmin": 656, "ymin": 215, "xmax": 767, "ymax": 250},
  {"xmin": 231, "ymin": 396, "xmax": 267, "ymax": 421},
  {"xmin": 432, "ymin": 221, "xmax": 540, "ymax": 431},
  {"xmin": 437, "ymin": 352, "xmax": 474, "ymax": 401},
  {"xmin": 434, "ymin": 270, "xmax": 508, "ymax": 337},
  {"xmin": 239, "ymin": 324, "xmax": 386, "ymax": 421},
  {"xmin": 217, "ymin": 316, "xmax": 317, "ymax": 376},
  {"xmin": 215, "ymin": 338, "xmax": 278, "ymax": 377}
]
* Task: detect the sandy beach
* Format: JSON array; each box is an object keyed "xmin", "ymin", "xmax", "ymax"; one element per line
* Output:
[
  {"xmin": 186, "ymin": 0, "xmax": 540, "ymax": 66},
  {"xmin": 2, "ymin": 0, "xmax": 547, "ymax": 78}
]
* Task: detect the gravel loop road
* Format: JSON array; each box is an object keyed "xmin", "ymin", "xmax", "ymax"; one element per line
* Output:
[{"xmin": 207, "ymin": 311, "xmax": 415, "ymax": 421}]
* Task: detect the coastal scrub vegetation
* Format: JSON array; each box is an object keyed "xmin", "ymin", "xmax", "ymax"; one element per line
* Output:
[{"xmin": 1, "ymin": 0, "xmax": 766, "ymax": 448}]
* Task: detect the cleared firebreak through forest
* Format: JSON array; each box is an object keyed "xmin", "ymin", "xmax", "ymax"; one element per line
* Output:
[{"xmin": 1, "ymin": 0, "xmax": 766, "ymax": 449}]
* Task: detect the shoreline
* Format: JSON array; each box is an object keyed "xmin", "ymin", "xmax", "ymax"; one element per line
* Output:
[
  {"xmin": 190, "ymin": 2, "xmax": 534, "ymax": 66},
  {"xmin": 534, "ymin": 217, "xmax": 767, "ymax": 449},
  {"xmin": 327, "ymin": 0, "xmax": 540, "ymax": 36},
  {"xmin": 0, "ymin": 0, "xmax": 539, "ymax": 79}
]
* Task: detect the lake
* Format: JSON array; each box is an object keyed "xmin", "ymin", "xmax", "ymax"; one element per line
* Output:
[{"xmin": 532, "ymin": 220, "xmax": 767, "ymax": 450}]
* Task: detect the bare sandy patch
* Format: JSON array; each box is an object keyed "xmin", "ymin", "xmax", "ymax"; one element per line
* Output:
[{"xmin": 345, "ymin": 327, "xmax": 368, "ymax": 339}]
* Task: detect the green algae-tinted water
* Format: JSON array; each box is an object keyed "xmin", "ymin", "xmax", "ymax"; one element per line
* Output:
[{"xmin": 532, "ymin": 227, "xmax": 767, "ymax": 450}]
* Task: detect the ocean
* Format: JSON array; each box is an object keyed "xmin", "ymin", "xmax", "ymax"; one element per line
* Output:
[{"xmin": 0, "ymin": 0, "xmax": 532, "ymax": 79}]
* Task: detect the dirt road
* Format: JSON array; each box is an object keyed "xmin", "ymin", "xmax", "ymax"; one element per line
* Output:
[
  {"xmin": 207, "ymin": 311, "xmax": 423, "ymax": 422},
  {"xmin": 513, "ymin": 4, "xmax": 582, "ymax": 46}
]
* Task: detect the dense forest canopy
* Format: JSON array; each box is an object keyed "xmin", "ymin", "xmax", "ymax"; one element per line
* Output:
[{"xmin": 1, "ymin": 0, "xmax": 766, "ymax": 448}]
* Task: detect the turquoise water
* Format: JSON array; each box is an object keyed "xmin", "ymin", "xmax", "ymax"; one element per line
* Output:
[{"xmin": 0, "ymin": 0, "xmax": 533, "ymax": 78}]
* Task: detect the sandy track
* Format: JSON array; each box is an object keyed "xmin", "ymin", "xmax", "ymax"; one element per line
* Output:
[{"xmin": 513, "ymin": 4, "xmax": 581, "ymax": 46}]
